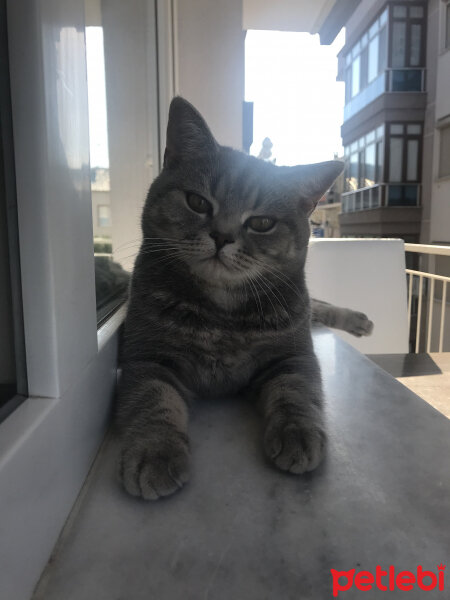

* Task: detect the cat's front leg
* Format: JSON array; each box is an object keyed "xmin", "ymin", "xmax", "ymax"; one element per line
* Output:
[
  {"xmin": 257, "ymin": 356, "xmax": 326, "ymax": 474},
  {"xmin": 116, "ymin": 371, "xmax": 190, "ymax": 500}
]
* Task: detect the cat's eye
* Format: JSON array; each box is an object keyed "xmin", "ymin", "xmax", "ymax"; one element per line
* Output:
[
  {"xmin": 245, "ymin": 216, "xmax": 276, "ymax": 233},
  {"xmin": 186, "ymin": 193, "xmax": 211, "ymax": 214}
]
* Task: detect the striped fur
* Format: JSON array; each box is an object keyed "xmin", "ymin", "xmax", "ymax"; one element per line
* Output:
[{"xmin": 116, "ymin": 98, "xmax": 354, "ymax": 499}]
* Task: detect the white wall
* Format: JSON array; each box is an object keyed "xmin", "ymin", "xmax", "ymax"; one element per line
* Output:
[
  {"xmin": 175, "ymin": 0, "xmax": 245, "ymax": 149},
  {"xmin": 430, "ymin": 178, "xmax": 450, "ymax": 243},
  {"xmin": 430, "ymin": 10, "xmax": 450, "ymax": 244}
]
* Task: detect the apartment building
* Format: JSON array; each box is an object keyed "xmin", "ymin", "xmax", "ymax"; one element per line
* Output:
[{"xmin": 337, "ymin": 0, "xmax": 450, "ymax": 244}]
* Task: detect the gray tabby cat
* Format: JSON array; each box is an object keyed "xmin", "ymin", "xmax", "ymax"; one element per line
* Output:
[{"xmin": 116, "ymin": 97, "xmax": 373, "ymax": 500}]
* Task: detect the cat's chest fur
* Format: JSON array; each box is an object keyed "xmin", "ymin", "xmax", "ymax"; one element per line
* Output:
[
  {"xmin": 127, "ymin": 292, "xmax": 294, "ymax": 397},
  {"xmin": 159, "ymin": 307, "xmax": 279, "ymax": 396}
]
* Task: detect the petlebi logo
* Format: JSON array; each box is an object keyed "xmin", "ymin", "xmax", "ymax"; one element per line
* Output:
[{"xmin": 331, "ymin": 564, "xmax": 446, "ymax": 597}]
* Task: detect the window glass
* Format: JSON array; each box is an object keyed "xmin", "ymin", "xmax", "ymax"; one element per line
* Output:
[
  {"xmin": 391, "ymin": 124, "xmax": 404, "ymax": 134},
  {"xmin": 376, "ymin": 140, "xmax": 384, "ymax": 181},
  {"xmin": 368, "ymin": 36, "xmax": 379, "ymax": 82},
  {"xmin": 345, "ymin": 66, "xmax": 352, "ymax": 103},
  {"xmin": 407, "ymin": 124, "xmax": 421, "ymax": 135},
  {"xmin": 391, "ymin": 69, "xmax": 422, "ymax": 91},
  {"xmin": 349, "ymin": 153, "xmax": 358, "ymax": 190},
  {"xmin": 360, "ymin": 45, "xmax": 368, "ymax": 89},
  {"xmin": 393, "ymin": 6, "xmax": 407, "ymax": 18},
  {"xmin": 0, "ymin": 12, "xmax": 27, "ymax": 421},
  {"xmin": 0, "ymin": 141, "xmax": 17, "ymax": 413},
  {"xmin": 379, "ymin": 26, "xmax": 387, "ymax": 71},
  {"xmin": 388, "ymin": 185, "xmax": 418, "ymax": 206},
  {"xmin": 358, "ymin": 150, "xmax": 365, "ymax": 188},
  {"xmin": 389, "ymin": 137, "xmax": 403, "ymax": 181},
  {"xmin": 97, "ymin": 204, "xmax": 112, "ymax": 228},
  {"xmin": 365, "ymin": 143, "xmax": 376, "ymax": 186},
  {"xmin": 85, "ymin": 0, "xmax": 159, "ymax": 325},
  {"xmin": 392, "ymin": 21, "xmax": 407, "ymax": 67},
  {"xmin": 406, "ymin": 139, "xmax": 419, "ymax": 180},
  {"xmin": 380, "ymin": 8, "xmax": 388, "ymax": 26},
  {"xmin": 409, "ymin": 6, "xmax": 423, "ymax": 19},
  {"xmin": 404, "ymin": 185, "xmax": 418, "ymax": 204},
  {"xmin": 410, "ymin": 23, "xmax": 422, "ymax": 66},
  {"xmin": 352, "ymin": 55, "xmax": 361, "ymax": 96},
  {"xmin": 439, "ymin": 125, "xmax": 450, "ymax": 178}
]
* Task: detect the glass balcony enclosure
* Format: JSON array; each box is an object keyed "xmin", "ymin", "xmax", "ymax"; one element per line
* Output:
[
  {"xmin": 342, "ymin": 122, "xmax": 423, "ymax": 212},
  {"xmin": 342, "ymin": 2, "xmax": 426, "ymax": 121}
]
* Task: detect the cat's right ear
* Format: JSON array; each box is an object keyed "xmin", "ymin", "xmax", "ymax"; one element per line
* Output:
[{"xmin": 164, "ymin": 97, "xmax": 218, "ymax": 169}]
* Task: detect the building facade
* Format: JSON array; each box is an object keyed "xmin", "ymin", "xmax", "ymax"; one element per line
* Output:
[{"xmin": 337, "ymin": 0, "xmax": 450, "ymax": 244}]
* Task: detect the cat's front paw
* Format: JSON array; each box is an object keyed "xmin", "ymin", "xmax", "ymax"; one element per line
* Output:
[
  {"xmin": 118, "ymin": 432, "xmax": 190, "ymax": 500},
  {"xmin": 264, "ymin": 420, "xmax": 326, "ymax": 474},
  {"xmin": 344, "ymin": 310, "xmax": 374, "ymax": 337}
]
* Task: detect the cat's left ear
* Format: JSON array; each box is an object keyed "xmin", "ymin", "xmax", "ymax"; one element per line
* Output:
[
  {"xmin": 287, "ymin": 161, "xmax": 344, "ymax": 215},
  {"xmin": 164, "ymin": 96, "xmax": 218, "ymax": 169}
]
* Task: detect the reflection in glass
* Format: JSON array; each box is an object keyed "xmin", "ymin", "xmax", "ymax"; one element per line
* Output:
[
  {"xmin": 389, "ymin": 137, "xmax": 403, "ymax": 182},
  {"xmin": 410, "ymin": 24, "xmax": 422, "ymax": 66},
  {"xmin": 378, "ymin": 26, "xmax": 387, "ymax": 71},
  {"xmin": 406, "ymin": 139, "xmax": 419, "ymax": 181},
  {"xmin": 368, "ymin": 36, "xmax": 378, "ymax": 82},
  {"xmin": 391, "ymin": 69, "xmax": 422, "ymax": 91},
  {"xmin": 352, "ymin": 56, "xmax": 360, "ymax": 97},
  {"xmin": 365, "ymin": 143, "xmax": 376, "ymax": 186},
  {"xmin": 86, "ymin": 26, "xmax": 129, "ymax": 322},
  {"xmin": 349, "ymin": 153, "xmax": 358, "ymax": 190},
  {"xmin": 392, "ymin": 22, "xmax": 406, "ymax": 67}
]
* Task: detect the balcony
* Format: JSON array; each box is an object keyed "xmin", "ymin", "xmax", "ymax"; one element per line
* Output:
[
  {"xmin": 343, "ymin": 68, "xmax": 426, "ymax": 122},
  {"xmin": 341, "ymin": 183, "xmax": 421, "ymax": 212}
]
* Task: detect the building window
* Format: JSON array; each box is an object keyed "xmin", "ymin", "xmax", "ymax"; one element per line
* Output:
[
  {"xmin": 343, "ymin": 8, "xmax": 388, "ymax": 104},
  {"xmin": 97, "ymin": 204, "xmax": 111, "ymax": 228},
  {"xmin": 389, "ymin": 3, "xmax": 426, "ymax": 68},
  {"xmin": 344, "ymin": 124, "xmax": 385, "ymax": 192},
  {"xmin": 439, "ymin": 124, "xmax": 450, "ymax": 178},
  {"xmin": 388, "ymin": 123, "xmax": 422, "ymax": 182},
  {"xmin": 387, "ymin": 122, "xmax": 422, "ymax": 205}
]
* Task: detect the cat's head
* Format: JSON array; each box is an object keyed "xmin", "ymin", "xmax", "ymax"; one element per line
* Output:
[{"xmin": 142, "ymin": 97, "xmax": 343, "ymax": 293}]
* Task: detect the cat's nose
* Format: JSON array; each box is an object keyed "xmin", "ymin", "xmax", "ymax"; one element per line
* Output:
[{"xmin": 210, "ymin": 231, "xmax": 235, "ymax": 250}]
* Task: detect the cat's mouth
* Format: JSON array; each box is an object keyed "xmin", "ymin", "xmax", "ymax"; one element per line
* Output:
[{"xmin": 191, "ymin": 252, "xmax": 243, "ymax": 283}]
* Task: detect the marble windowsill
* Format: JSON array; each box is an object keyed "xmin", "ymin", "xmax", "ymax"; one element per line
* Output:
[{"xmin": 33, "ymin": 330, "xmax": 450, "ymax": 600}]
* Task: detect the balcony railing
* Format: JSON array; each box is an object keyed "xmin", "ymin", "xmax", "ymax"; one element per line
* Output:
[
  {"xmin": 341, "ymin": 183, "xmax": 421, "ymax": 213},
  {"xmin": 405, "ymin": 244, "xmax": 450, "ymax": 353}
]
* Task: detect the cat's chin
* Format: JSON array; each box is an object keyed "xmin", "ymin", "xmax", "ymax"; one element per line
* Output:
[{"xmin": 189, "ymin": 256, "xmax": 245, "ymax": 287}]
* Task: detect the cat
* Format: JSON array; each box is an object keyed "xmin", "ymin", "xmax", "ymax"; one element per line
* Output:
[{"xmin": 116, "ymin": 97, "xmax": 373, "ymax": 500}]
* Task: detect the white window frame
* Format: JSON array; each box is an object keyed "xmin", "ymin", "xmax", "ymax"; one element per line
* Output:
[{"xmin": 0, "ymin": 1, "xmax": 174, "ymax": 599}]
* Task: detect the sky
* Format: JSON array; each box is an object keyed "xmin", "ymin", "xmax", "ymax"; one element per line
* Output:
[
  {"xmin": 245, "ymin": 29, "xmax": 346, "ymax": 166},
  {"xmin": 85, "ymin": 27, "xmax": 110, "ymax": 169},
  {"xmin": 86, "ymin": 26, "xmax": 346, "ymax": 170}
]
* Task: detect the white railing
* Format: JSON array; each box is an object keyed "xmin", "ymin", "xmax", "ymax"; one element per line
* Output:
[{"xmin": 405, "ymin": 244, "xmax": 450, "ymax": 353}]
